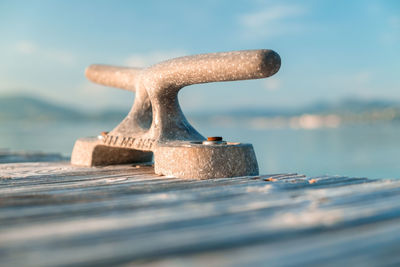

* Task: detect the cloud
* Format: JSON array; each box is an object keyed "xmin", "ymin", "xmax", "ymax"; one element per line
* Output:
[
  {"xmin": 264, "ymin": 77, "xmax": 281, "ymax": 91},
  {"xmin": 327, "ymin": 70, "xmax": 373, "ymax": 87},
  {"xmin": 353, "ymin": 71, "xmax": 372, "ymax": 85},
  {"xmin": 125, "ymin": 50, "xmax": 188, "ymax": 68},
  {"xmin": 14, "ymin": 40, "xmax": 76, "ymax": 66},
  {"xmin": 72, "ymin": 80, "xmax": 134, "ymax": 111},
  {"xmin": 15, "ymin": 41, "xmax": 37, "ymax": 54},
  {"xmin": 238, "ymin": 4, "xmax": 307, "ymax": 39},
  {"xmin": 322, "ymin": 70, "xmax": 377, "ymax": 99},
  {"xmin": 45, "ymin": 50, "xmax": 76, "ymax": 66}
]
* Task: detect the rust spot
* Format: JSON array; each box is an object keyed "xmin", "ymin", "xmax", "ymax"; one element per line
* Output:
[
  {"xmin": 207, "ymin": 136, "xmax": 223, "ymax": 141},
  {"xmin": 264, "ymin": 177, "xmax": 277, "ymax": 182},
  {"xmin": 207, "ymin": 136, "xmax": 222, "ymax": 141},
  {"xmin": 309, "ymin": 179, "xmax": 317, "ymax": 184}
]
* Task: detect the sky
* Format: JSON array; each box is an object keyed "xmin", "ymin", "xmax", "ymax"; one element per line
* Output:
[{"xmin": 0, "ymin": 0, "xmax": 399, "ymax": 113}]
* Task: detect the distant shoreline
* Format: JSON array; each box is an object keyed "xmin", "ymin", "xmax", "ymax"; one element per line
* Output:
[{"xmin": 2, "ymin": 95, "xmax": 400, "ymax": 128}]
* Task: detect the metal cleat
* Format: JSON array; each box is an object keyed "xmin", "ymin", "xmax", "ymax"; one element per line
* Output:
[{"xmin": 71, "ymin": 49, "xmax": 281, "ymax": 179}]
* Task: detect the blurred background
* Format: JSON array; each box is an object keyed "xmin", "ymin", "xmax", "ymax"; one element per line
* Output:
[{"xmin": 0, "ymin": 0, "xmax": 399, "ymax": 178}]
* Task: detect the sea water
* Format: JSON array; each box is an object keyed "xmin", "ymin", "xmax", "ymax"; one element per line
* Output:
[{"xmin": 1, "ymin": 119, "xmax": 400, "ymax": 179}]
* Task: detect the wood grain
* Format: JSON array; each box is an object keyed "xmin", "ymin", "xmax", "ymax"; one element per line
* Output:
[{"xmin": 1, "ymin": 161, "xmax": 400, "ymax": 266}]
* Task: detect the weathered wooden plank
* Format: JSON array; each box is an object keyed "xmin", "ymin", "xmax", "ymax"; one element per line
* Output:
[{"xmin": 1, "ymin": 161, "xmax": 400, "ymax": 266}]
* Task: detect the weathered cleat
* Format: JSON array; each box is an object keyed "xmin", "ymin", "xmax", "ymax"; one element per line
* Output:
[{"xmin": 71, "ymin": 49, "xmax": 281, "ymax": 179}]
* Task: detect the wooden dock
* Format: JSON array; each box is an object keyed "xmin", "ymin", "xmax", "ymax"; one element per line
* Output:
[{"xmin": 1, "ymin": 160, "xmax": 400, "ymax": 266}]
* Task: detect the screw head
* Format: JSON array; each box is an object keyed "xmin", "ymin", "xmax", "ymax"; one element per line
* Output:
[
  {"xmin": 207, "ymin": 136, "xmax": 223, "ymax": 141},
  {"xmin": 203, "ymin": 136, "xmax": 226, "ymax": 145}
]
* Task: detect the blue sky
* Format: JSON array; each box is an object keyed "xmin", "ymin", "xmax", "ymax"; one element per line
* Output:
[{"xmin": 0, "ymin": 0, "xmax": 399, "ymax": 112}]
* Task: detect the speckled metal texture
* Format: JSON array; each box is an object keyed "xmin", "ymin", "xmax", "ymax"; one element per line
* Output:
[
  {"xmin": 71, "ymin": 138, "xmax": 152, "ymax": 166},
  {"xmin": 71, "ymin": 49, "xmax": 281, "ymax": 178},
  {"xmin": 154, "ymin": 142, "xmax": 259, "ymax": 179}
]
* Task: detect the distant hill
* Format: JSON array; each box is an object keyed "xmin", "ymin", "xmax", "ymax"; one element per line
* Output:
[
  {"xmin": 219, "ymin": 98, "xmax": 400, "ymax": 118},
  {"xmin": 0, "ymin": 95, "xmax": 126, "ymax": 122},
  {"xmin": 299, "ymin": 98, "xmax": 400, "ymax": 115},
  {"xmin": 0, "ymin": 96, "xmax": 83, "ymax": 121},
  {"xmin": 1, "ymin": 94, "xmax": 400, "ymax": 123}
]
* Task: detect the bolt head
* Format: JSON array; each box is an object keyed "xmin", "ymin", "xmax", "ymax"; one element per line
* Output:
[{"xmin": 207, "ymin": 136, "xmax": 223, "ymax": 141}]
